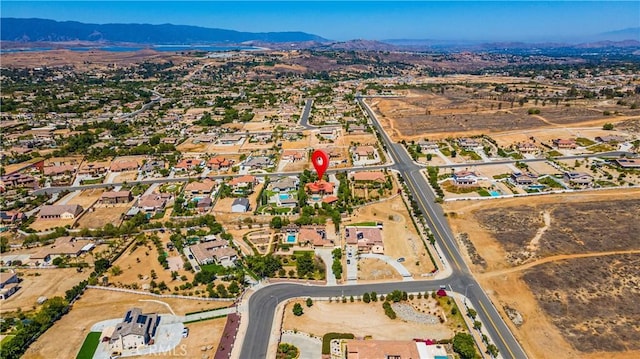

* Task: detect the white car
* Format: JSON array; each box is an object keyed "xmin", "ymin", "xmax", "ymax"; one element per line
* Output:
[{"xmin": 182, "ymin": 328, "xmax": 189, "ymax": 338}]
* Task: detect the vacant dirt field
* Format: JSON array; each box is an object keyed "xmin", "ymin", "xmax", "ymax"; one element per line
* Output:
[
  {"xmin": 367, "ymin": 88, "xmax": 640, "ymax": 141},
  {"xmin": 444, "ymin": 189, "xmax": 640, "ymax": 358},
  {"xmin": 1, "ymin": 268, "xmax": 89, "ymax": 313},
  {"xmin": 76, "ymin": 206, "xmax": 129, "ymax": 229},
  {"xmin": 22, "ymin": 288, "xmax": 228, "ymax": 359},
  {"xmin": 65, "ymin": 188, "xmax": 105, "ymax": 208},
  {"xmin": 29, "ymin": 217, "xmax": 76, "ymax": 232},
  {"xmin": 357, "ymin": 258, "xmax": 401, "ymax": 281},
  {"xmin": 282, "ymin": 300, "xmax": 453, "ymax": 340},
  {"xmin": 523, "ymin": 254, "xmax": 640, "ymax": 353}
]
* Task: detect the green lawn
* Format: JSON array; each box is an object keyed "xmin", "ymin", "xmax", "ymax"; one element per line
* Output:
[
  {"xmin": 1, "ymin": 335, "xmax": 15, "ymax": 346},
  {"xmin": 348, "ymin": 221, "xmax": 378, "ymax": 227},
  {"xmin": 76, "ymin": 332, "xmax": 101, "ymax": 359}
]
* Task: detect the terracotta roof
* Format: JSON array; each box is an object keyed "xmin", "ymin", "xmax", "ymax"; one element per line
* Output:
[
  {"xmin": 351, "ymin": 171, "xmax": 385, "ymax": 182},
  {"xmin": 305, "ymin": 180, "xmax": 334, "ymax": 193},
  {"xmin": 229, "ymin": 175, "xmax": 256, "ymax": 186}
]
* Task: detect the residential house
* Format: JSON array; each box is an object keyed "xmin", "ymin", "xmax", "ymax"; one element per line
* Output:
[
  {"xmin": 242, "ymin": 156, "xmax": 273, "ymax": 170},
  {"xmin": 351, "ymin": 171, "xmax": 386, "ymax": 185},
  {"xmin": 0, "ymin": 173, "xmax": 37, "ymax": 191},
  {"xmin": 348, "ymin": 124, "xmax": 367, "ymax": 134},
  {"xmin": 345, "ymin": 226, "xmax": 384, "ymax": 254},
  {"xmin": 189, "ymin": 240, "xmax": 238, "ymax": 267},
  {"xmin": 174, "ymin": 158, "xmax": 203, "ymax": 172},
  {"xmin": 0, "ymin": 272, "xmax": 20, "ymax": 300},
  {"xmin": 299, "ymin": 226, "xmax": 331, "ymax": 247},
  {"xmin": 0, "ymin": 211, "xmax": 26, "ymax": 224},
  {"xmin": 140, "ymin": 160, "xmax": 165, "ymax": 174},
  {"xmin": 595, "ymin": 135, "xmax": 626, "ymax": 143},
  {"xmin": 345, "ymin": 340, "xmax": 447, "ymax": 359},
  {"xmin": 207, "ymin": 157, "xmax": 234, "ymax": 170},
  {"xmin": 231, "ymin": 198, "xmax": 250, "ymax": 213},
  {"xmin": 78, "ymin": 161, "xmax": 109, "ymax": 176},
  {"xmin": 229, "ymin": 175, "xmax": 257, "ymax": 194},
  {"xmin": 613, "ymin": 158, "xmax": 640, "ymax": 169},
  {"xmin": 352, "ymin": 146, "xmax": 377, "ymax": 161},
  {"xmin": 305, "ymin": 180, "xmax": 334, "ymax": 195},
  {"xmin": 517, "ymin": 142, "xmax": 538, "ymax": 153},
  {"xmin": 217, "ymin": 134, "xmax": 245, "ymax": 145},
  {"xmin": 196, "ymin": 197, "xmax": 212, "ymax": 212},
  {"xmin": 184, "ymin": 179, "xmax": 215, "ymax": 197},
  {"xmin": 43, "ymin": 164, "xmax": 76, "ymax": 177},
  {"xmin": 39, "ymin": 204, "xmax": 83, "ymax": 220},
  {"xmin": 458, "ymin": 138, "xmax": 482, "ymax": 150},
  {"xmin": 137, "ymin": 193, "xmax": 170, "ymax": 212},
  {"xmin": 553, "ymin": 139, "xmax": 577, "ymax": 149},
  {"xmin": 99, "ymin": 191, "xmax": 133, "ymax": 205},
  {"xmin": 109, "ymin": 308, "xmax": 160, "ymax": 351},
  {"xmin": 418, "ymin": 140, "xmax": 439, "ymax": 151},
  {"xmin": 318, "ymin": 128, "xmax": 337, "ymax": 140},
  {"xmin": 251, "ymin": 133, "xmax": 272, "ymax": 143},
  {"xmin": 281, "ymin": 150, "xmax": 305, "ymax": 162},
  {"xmin": 110, "ymin": 160, "xmax": 139, "ymax": 172},
  {"xmin": 30, "ymin": 236, "xmax": 87, "ymax": 262},
  {"xmin": 269, "ymin": 177, "xmax": 299, "ymax": 192},
  {"xmin": 510, "ymin": 172, "xmax": 538, "ymax": 186},
  {"xmin": 452, "ymin": 170, "xmax": 479, "ymax": 186},
  {"xmin": 564, "ymin": 172, "xmax": 594, "ymax": 187}
]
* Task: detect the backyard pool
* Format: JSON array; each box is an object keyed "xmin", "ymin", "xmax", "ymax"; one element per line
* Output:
[
  {"xmin": 279, "ymin": 193, "xmax": 291, "ymax": 200},
  {"xmin": 489, "ymin": 191, "xmax": 501, "ymax": 197},
  {"xmin": 286, "ymin": 234, "xmax": 296, "ymax": 243}
]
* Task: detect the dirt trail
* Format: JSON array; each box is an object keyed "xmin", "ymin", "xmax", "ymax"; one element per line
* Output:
[
  {"xmin": 527, "ymin": 210, "xmax": 550, "ymax": 252},
  {"xmin": 480, "ymin": 249, "xmax": 640, "ymax": 278}
]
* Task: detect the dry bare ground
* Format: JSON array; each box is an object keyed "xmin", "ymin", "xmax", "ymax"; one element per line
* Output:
[
  {"xmin": 22, "ymin": 289, "xmax": 228, "ymax": 359},
  {"xmin": 1, "ymin": 268, "xmax": 89, "ymax": 313},
  {"xmin": 444, "ymin": 189, "xmax": 640, "ymax": 358},
  {"xmin": 282, "ymin": 300, "xmax": 453, "ymax": 340}
]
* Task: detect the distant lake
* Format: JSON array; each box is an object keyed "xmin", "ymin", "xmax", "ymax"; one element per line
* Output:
[{"xmin": 0, "ymin": 45, "xmax": 262, "ymax": 53}]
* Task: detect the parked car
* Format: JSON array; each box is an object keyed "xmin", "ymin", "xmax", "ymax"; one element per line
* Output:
[
  {"xmin": 182, "ymin": 327, "xmax": 189, "ymax": 338},
  {"xmin": 397, "ymin": 257, "xmax": 405, "ymax": 262}
]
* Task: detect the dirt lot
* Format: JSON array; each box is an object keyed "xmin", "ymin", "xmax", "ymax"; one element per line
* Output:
[
  {"xmin": 346, "ymin": 195, "xmax": 436, "ymax": 277},
  {"xmin": 29, "ymin": 218, "xmax": 76, "ymax": 232},
  {"xmin": 66, "ymin": 188, "xmax": 105, "ymax": 208},
  {"xmin": 357, "ymin": 258, "xmax": 401, "ymax": 281},
  {"xmin": 22, "ymin": 288, "xmax": 228, "ymax": 359},
  {"xmin": 444, "ymin": 189, "xmax": 640, "ymax": 358},
  {"xmin": 282, "ymin": 300, "xmax": 453, "ymax": 340},
  {"xmin": 1, "ymin": 268, "xmax": 89, "ymax": 313},
  {"xmin": 76, "ymin": 205, "xmax": 130, "ymax": 229}
]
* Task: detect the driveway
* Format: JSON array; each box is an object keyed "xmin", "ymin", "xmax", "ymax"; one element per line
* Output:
[
  {"xmin": 360, "ymin": 253, "xmax": 413, "ymax": 280},
  {"xmin": 281, "ymin": 331, "xmax": 322, "ymax": 359},
  {"xmin": 315, "ymin": 248, "xmax": 337, "ymax": 286},
  {"xmin": 345, "ymin": 245, "xmax": 358, "ymax": 283}
]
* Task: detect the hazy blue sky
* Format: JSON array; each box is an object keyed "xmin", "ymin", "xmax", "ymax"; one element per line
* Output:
[{"xmin": 1, "ymin": 1, "xmax": 638, "ymax": 41}]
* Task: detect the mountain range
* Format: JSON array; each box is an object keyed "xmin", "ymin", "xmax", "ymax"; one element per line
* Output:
[{"xmin": 0, "ymin": 18, "xmax": 327, "ymax": 44}]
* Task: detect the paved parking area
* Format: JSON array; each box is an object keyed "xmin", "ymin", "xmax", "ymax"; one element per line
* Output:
[{"xmin": 281, "ymin": 331, "xmax": 322, "ymax": 359}]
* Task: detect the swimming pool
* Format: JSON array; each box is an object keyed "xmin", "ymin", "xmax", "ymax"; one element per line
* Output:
[
  {"xmin": 286, "ymin": 234, "xmax": 296, "ymax": 243},
  {"xmin": 279, "ymin": 193, "xmax": 290, "ymax": 200},
  {"xmin": 489, "ymin": 191, "xmax": 500, "ymax": 197}
]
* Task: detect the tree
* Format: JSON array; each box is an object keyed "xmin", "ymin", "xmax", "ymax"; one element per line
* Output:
[
  {"xmin": 452, "ymin": 332, "xmax": 478, "ymax": 359},
  {"xmin": 270, "ymin": 216, "xmax": 283, "ymax": 229},
  {"xmin": 473, "ymin": 320, "xmax": 482, "ymax": 330},
  {"xmin": 110, "ymin": 266, "xmax": 123, "ymax": 276},
  {"xmin": 602, "ymin": 123, "xmax": 614, "ymax": 130},
  {"xmin": 293, "ymin": 303, "xmax": 304, "ymax": 316},
  {"xmin": 94, "ymin": 258, "xmax": 110, "ymax": 273},
  {"xmin": 363, "ymin": 292, "xmax": 371, "ymax": 303},
  {"xmin": 306, "ymin": 297, "xmax": 313, "ymax": 307},
  {"xmin": 486, "ymin": 344, "xmax": 499, "ymax": 358},
  {"xmin": 467, "ymin": 308, "xmax": 477, "ymax": 319}
]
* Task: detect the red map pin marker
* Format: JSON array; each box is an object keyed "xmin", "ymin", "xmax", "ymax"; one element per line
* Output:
[{"xmin": 311, "ymin": 149, "xmax": 329, "ymax": 181}]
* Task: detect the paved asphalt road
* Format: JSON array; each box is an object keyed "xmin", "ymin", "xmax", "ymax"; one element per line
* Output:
[{"xmin": 299, "ymin": 98, "xmax": 315, "ymax": 129}]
